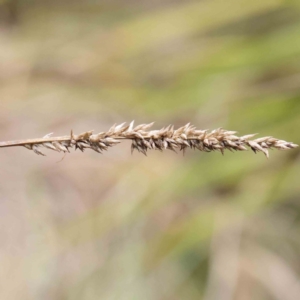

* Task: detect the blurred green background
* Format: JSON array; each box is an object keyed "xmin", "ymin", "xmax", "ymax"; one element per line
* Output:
[{"xmin": 0, "ymin": 0, "xmax": 300, "ymax": 299}]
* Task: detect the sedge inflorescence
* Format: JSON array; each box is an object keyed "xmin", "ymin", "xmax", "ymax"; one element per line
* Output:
[{"xmin": 0, "ymin": 122, "xmax": 298, "ymax": 158}]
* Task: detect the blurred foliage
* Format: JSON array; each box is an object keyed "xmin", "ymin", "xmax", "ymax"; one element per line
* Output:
[{"xmin": 0, "ymin": 0, "xmax": 300, "ymax": 299}]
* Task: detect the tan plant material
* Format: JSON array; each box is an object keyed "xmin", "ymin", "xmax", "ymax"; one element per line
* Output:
[{"xmin": 0, "ymin": 122, "xmax": 298, "ymax": 158}]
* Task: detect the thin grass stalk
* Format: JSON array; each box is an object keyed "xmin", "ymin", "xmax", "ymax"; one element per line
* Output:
[{"xmin": 0, "ymin": 121, "xmax": 298, "ymax": 158}]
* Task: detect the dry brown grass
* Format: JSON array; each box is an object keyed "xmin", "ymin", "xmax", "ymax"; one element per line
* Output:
[{"xmin": 0, "ymin": 122, "xmax": 298, "ymax": 158}]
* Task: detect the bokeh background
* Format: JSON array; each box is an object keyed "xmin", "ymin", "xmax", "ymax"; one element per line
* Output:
[{"xmin": 1, "ymin": 0, "xmax": 300, "ymax": 299}]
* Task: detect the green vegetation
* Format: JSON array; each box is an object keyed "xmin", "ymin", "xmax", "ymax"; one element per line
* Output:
[{"xmin": 0, "ymin": 0, "xmax": 299, "ymax": 299}]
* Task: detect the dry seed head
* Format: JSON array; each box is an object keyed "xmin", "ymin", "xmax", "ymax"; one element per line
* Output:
[{"xmin": 0, "ymin": 122, "xmax": 298, "ymax": 158}]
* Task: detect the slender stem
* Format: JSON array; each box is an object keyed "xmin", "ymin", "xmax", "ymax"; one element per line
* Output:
[
  {"xmin": 0, "ymin": 136, "xmax": 71, "ymax": 148},
  {"xmin": 0, "ymin": 135, "xmax": 204, "ymax": 148}
]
